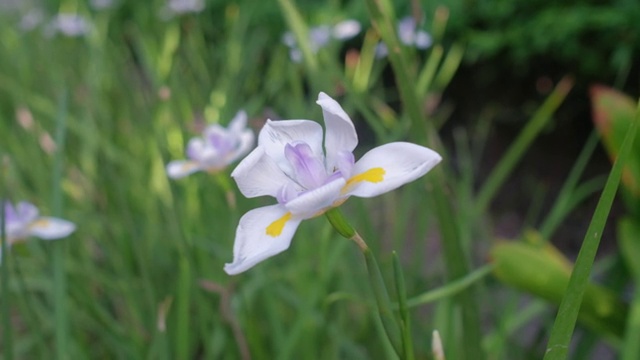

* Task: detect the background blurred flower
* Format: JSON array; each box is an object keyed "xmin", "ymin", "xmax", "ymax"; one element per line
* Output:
[
  {"xmin": 45, "ymin": 13, "xmax": 91, "ymax": 37},
  {"xmin": 1, "ymin": 201, "xmax": 76, "ymax": 260},
  {"xmin": 224, "ymin": 92, "xmax": 441, "ymax": 274},
  {"xmin": 375, "ymin": 16, "xmax": 433, "ymax": 58},
  {"xmin": 166, "ymin": 110, "xmax": 255, "ymax": 179},
  {"xmin": 282, "ymin": 19, "xmax": 361, "ymax": 63},
  {"xmin": 161, "ymin": 0, "xmax": 205, "ymax": 18}
]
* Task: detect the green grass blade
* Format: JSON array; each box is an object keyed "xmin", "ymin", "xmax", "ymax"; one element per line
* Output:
[
  {"xmin": 52, "ymin": 89, "xmax": 70, "ymax": 359},
  {"xmin": 405, "ymin": 265, "xmax": 494, "ymax": 308},
  {"xmin": 1, "ymin": 159, "xmax": 13, "ymax": 360},
  {"xmin": 475, "ymin": 77, "xmax": 574, "ymax": 213},
  {"xmin": 392, "ymin": 252, "xmax": 414, "ymax": 360},
  {"xmin": 543, "ymin": 98, "xmax": 640, "ymax": 360}
]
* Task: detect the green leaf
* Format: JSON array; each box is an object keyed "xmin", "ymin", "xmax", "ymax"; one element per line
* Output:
[
  {"xmin": 619, "ymin": 218, "xmax": 640, "ymax": 360},
  {"xmin": 491, "ymin": 234, "xmax": 628, "ymax": 342},
  {"xmin": 590, "ymin": 85, "xmax": 640, "ymax": 199},
  {"xmin": 544, "ymin": 95, "xmax": 639, "ymax": 360}
]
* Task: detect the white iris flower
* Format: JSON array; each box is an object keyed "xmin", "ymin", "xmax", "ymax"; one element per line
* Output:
[
  {"xmin": 224, "ymin": 92, "xmax": 441, "ymax": 274},
  {"xmin": 166, "ymin": 111, "xmax": 255, "ymax": 179},
  {"xmin": 1, "ymin": 201, "xmax": 76, "ymax": 260}
]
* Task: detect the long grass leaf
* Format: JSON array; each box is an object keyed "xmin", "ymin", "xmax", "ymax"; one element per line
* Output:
[{"xmin": 543, "ymin": 97, "xmax": 640, "ymax": 360}]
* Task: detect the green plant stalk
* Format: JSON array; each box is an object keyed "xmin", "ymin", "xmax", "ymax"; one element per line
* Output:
[
  {"xmin": 52, "ymin": 89, "xmax": 69, "ymax": 360},
  {"xmin": 392, "ymin": 252, "xmax": 414, "ymax": 360},
  {"xmin": 618, "ymin": 219, "xmax": 640, "ymax": 360},
  {"xmin": 1, "ymin": 168, "xmax": 12, "ymax": 360},
  {"xmin": 475, "ymin": 76, "xmax": 574, "ymax": 213},
  {"xmin": 543, "ymin": 98, "xmax": 640, "ymax": 360},
  {"xmin": 539, "ymin": 131, "xmax": 600, "ymax": 238},
  {"xmin": 276, "ymin": 0, "xmax": 317, "ymax": 73},
  {"xmin": 405, "ymin": 264, "xmax": 494, "ymax": 308},
  {"xmin": 325, "ymin": 208, "xmax": 403, "ymax": 357},
  {"xmin": 364, "ymin": 1, "xmax": 484, "ymax": 357},
  {"xmin": 175, "ymin": 256, "xmax": 191, "ymax": 359}
]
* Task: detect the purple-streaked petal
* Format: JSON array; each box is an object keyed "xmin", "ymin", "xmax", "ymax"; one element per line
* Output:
[
  {"xmin": 28, "ymin": 217, "xmax": 76, "ymax": 240},
  {"xmin": 258, "ymin": 119, "xmax": 324, "ymax": 175},
  {"xmin": 224, "ymin": 205, "xmax": 302, "ymax": 275},
  {"xmin": 283, "ymin": 177, "xmax": 346, "ymax": 218},
  {"xmin": 284, "ymin": 142, "xmax": 327, "ymax": 189},
  {"xmin": 232, "ymin": 147, "xmax": 301, "ymax": 198},
  {"xmin": 316, "ymin": 92, "xmax": 358, "ymax": 172},
  {"xmin": 344, "ymin": 142, "xmax": 441, "ymax": 198},
  {"xmin": 166, "ymin": 160, "xmax": 201, "ymax": 179}
]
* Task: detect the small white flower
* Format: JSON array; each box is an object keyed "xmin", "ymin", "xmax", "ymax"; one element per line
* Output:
[
  {"xmin": 2, "ymin": 201, "xmax": 76, "ymax": 260},
  {"xmin": 19, "ymin": 8, "xmax": 45, "ymax": 31},
  {"xmin": 90, "ymin": 0, "xmax": 117, "ymax": 10},
  {"xmin": 46, "ymin": 14, "xmax": 91, "ymax": 37},
  {"xmin": 282, "ymin": 20, "xmax": 361, "ymax": 63},
  {"xmin": 166, "ymin": 111, "xmax": 255, "ymax": 179},
  {"xmin": 376, "ymin": 16, "xmax": 433, "ymax": 58},
  {"xmin": 224, "ymin": 92, "xmax": 441, "ymax": 274},
  {"xmin": 165, "ymin": 0, "xmax": 205, "ymax": 16}
]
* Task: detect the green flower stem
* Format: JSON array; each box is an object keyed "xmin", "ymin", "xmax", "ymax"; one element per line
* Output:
[
  {"xmin": 392, "ymin": 252, "xmax": 415, "ymax": 360},
  {"xmin": 325, "ymin": 208, "xmax": 403, "ymax": 357},
  {"xmin": 1, "ymin": 160, "xmax": 12, "ymax": 360},
  {"xmin": 543, "ymin": 98, "xmax": 640, "ymax": 360},
  {"xmin": 52, "ymin": 89, "xmax": 69, "ymax": 360},
  {"xmin": 364, "ymin": 0, "xmax": 484, "ymax": 356}
]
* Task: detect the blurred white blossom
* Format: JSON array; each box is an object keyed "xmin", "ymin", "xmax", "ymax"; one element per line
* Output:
[
  {"xmin": 166, "ymin": 111, "xmax": 254, "ymax": 179},
  {"xmin": 1, "ymin": 200, "xmax": 76, "ymax": 261},
  {"xmin": 282, "ymin": 19, "xmax": 361, "ymax": 63},
  {"xmin": 45, "ymin": 13, "xmax": 91, "ymax": 37},
  {"xmin": 375, "ymin": 16, "xmax": 433, "ymax": 58}
]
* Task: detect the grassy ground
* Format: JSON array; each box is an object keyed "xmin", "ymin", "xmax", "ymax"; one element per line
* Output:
[{"xmin": 0, "ymin": 0, "xmax": 638, "ymax": 359}]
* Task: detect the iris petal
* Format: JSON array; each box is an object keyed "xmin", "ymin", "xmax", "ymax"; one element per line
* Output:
[
  {"xmin": 316, "ymin": 92, "xmax": 358, "ymax": 173},
  {"xmin": 224, "ymin": 205, "xmax": 302, "ymax": 275},
  {"xmin": 232, "ymin": 147, "xmax": 301, "ymax": 198},
  {"xmin": 28, "ymin": 217, "xmax": 76, "ymax": 240},
  {"xmin": 345, "ymin": 142, "xmax": 442, "ymax": 198}
]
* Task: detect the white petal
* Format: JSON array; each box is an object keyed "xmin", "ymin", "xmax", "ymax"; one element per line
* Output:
[
  {"xmin": 258, "ymin": 119, "xmax": 324, "ymax": 175},
  {"xmin": 332, "ymin": 19, "xmax": 361, "ymax": 40},
  {"xmin": 230, "ymin": 129, "xmax": 255, "ymax": 163},
  {"xmin": 28, "ymin": 217, "xmax": 76, "ymax": 240},
  {"xmin": 414, "ymin": 31, "xmax": 433, "ymax": 49},
  {"xmin": 166, "ymin": 160, "xmax": 201, "ymax": 179},
  {"xmin": 345, "ymin": 142, "xmax": 441, "ymax": 198},
  {"xmin": 316, "ymin": 92, "xmax": 358, "ymax": 172},
  {"xmin": 228, "ymin": 110, "xmax": 248, "ymax": 134},
  {"xmin": 284, "ymin": 177, "xmax": 346, "ymax": 218},
  {"xmin": 224, "ymin": 205, "xmax": 301, "ymax": 275},
  {"xmin": 231, "ymin": 147, "xmax": 297, "ymax": 198}
]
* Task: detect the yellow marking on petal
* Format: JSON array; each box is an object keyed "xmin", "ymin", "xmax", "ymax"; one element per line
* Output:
[
  {"xmin": 31, "ymin": 218, "xmax": 51, "ymax": 228},
  {"xmin": 266, "ymin": 212, "xmax": 292, "ymax": 237},
  {"xmin": 346, "ymin": 167, "xmax": 386, "ymax": 186}
]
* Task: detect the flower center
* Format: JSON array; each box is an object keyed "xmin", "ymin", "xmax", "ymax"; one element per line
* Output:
[{"xmin": 276, "ymin": 141, "xmax": 355, "ymax": 205}]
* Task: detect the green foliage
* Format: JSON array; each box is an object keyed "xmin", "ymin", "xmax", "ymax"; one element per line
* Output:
[{"xmin": 0, "ymin": 0, "xmax": 638, "ymax": 359}]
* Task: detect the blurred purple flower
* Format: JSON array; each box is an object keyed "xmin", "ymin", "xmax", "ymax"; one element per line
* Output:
[
  {"xmin": 2, "ymin": 201, "xmax": 76, "ymax": 260},
  {"xmin": 375, "ymin": 16, "xmax": 433, "ymax": 58},
  {"xmin": 282, "ymin": 19, "xmax": 361, "ymax": 63},
  {"xmin": 45, "ymin": 13, "xmax": 91, "ymax": 37},
  {"xmin": 166, "ymin": 111, "xmax": 255, "ymax": 179}
]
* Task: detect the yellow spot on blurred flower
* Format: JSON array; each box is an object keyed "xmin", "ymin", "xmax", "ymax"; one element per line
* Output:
[{"xmin": 266, "ymin": 212, "xmax": 292, "ymax": 237}]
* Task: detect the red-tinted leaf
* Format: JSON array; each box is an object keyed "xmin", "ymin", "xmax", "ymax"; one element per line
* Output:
[{"xmin": 590, "ymin": 85, "xmax": 640, "ymax": 198}]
